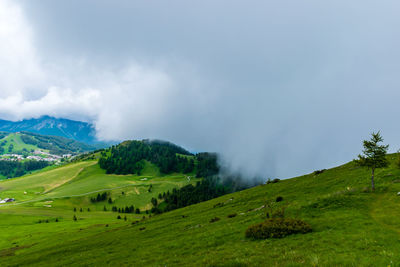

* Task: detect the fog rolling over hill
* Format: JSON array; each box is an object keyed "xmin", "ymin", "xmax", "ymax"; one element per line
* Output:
[{"xmin": 0, "ymin": 116, "xmax": 97, "ymax": 144}]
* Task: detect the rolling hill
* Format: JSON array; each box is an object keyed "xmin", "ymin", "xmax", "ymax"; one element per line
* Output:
[{"xmin": 1, "ymin": 152, "xmax": 400, "ymax": 265}]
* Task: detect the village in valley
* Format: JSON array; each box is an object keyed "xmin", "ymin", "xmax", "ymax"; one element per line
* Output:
[{"xmin": 0, "ymin": 150, "xmax": 72, "ymax": 163}]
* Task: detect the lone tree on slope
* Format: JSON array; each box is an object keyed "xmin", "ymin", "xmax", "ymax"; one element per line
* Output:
[{"xmin": 355, "ymin": 131, "xmax": 389, "ymax": 191}]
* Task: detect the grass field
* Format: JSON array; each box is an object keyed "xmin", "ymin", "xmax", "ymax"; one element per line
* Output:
[{"xmin": 2, "ymin": 155, "xmax": 400, "ymax": 266}]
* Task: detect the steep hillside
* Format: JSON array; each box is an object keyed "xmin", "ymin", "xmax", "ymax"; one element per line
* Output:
[
  {"xmin": 0, "ymin": 116, "xmax": 97, "ymax": 144},
  {"xmin": 2, "ymin": 155, "xmax": 400, "ymax": 265}
]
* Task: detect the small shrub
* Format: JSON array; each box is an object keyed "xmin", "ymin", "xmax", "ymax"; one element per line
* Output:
[
  {"xmin": 245, "ymin": 218, "xmax": 312, "ymax": 239},
  {"xmin": 264, "ymin": 201, "xmax": 285, "ymax": 219},
  {"xmin": 139, "ymin": 227, "xmax": 146, "ymax": 231},
  {"xmin": 210, "ymin": 217, "xmax": 220, "ymax": 223},
  {"xmin": 276, "ymin": 196, "xmax": 283, "ymax": 202},
  {"xmin": 266, "ymin": 178, "xmax": 280, "ymax": 184},
  {"xmin": 361, "ymin": 187, "xmax": 370, "ymax": 193},
  {"xmin": 313, "ymin": 169, "xmax": 326, "ymax": 175},
  {"xmin": 117, "ymin": 215, "xmax": 121, "ymax": 219},
  {"xmin": 213, "ymin": 202, "xmax": 224, "ymax": 208},
  {"xmin": 397, "ymin": 150, "xmax": 400, "ymax": 168},
  {"xmin": 227, "ymin": 213, "xmax": 237, "ymax": 218}
]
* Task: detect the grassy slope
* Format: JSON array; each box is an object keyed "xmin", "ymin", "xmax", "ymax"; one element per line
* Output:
[
  {"xmin": 1, "ymin": 133, "xmax": 40, "ymax": 154},
  {"xmin": 2, "ymin": 155, "xmax": 400, "ymax": 266}
]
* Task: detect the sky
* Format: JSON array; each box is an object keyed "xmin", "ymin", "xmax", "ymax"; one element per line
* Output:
[{"xmin": 0, "ymin": 0, "xmax": 400, "ymax": 180}]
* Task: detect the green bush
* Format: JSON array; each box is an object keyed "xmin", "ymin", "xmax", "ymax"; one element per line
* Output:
[
  {"xmin": 245, "ymin": 218, "xmax": 311, "ymax": 239},
  {"xmin": 313, "ymin": 169, "xmax": 326, "ymax": 175},
  {"xmin": 210, "ymin": 217, "xmax": 220, "ymax": 223}
]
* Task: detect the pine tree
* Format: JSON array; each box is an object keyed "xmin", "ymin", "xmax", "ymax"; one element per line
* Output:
[{"xmin": 355, "ymin": 131, "xmax": 389, "ymax": 191}]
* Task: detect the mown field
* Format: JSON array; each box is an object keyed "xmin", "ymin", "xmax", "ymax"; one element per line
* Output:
[{"xmin": 2, "ymin": 155, "xmax": 400, "ymax": 266}]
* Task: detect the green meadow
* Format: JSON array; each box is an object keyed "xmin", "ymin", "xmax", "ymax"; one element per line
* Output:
[
  {"xmin": 2, "ymin": 155, "xmax": 400, "ymax": 266},
  {"xmin": 0, "ymin": 133, "xmax": 40, "ymax": 154}
]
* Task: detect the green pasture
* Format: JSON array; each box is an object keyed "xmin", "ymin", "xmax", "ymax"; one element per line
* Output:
[{"xmin": 2, "ymin": 155, "xmax": 400, "ymax": 265}]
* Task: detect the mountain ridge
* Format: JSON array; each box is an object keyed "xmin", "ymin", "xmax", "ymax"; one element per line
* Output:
[{"xmin": 0, "ymin": 116, "xmax": 97, "ymax": 144}]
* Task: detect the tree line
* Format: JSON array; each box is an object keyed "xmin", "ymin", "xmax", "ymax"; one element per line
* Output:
[
  {"xmin": 0, "ymin": 160, "xmax": 49, "ymax": 178},
  {"xmin": 90, "ymin": 192, "xmax": 109, "ymax": 203}
]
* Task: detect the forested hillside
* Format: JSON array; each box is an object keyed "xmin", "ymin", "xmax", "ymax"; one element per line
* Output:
[
  {"xmin": 98, "ymin": 140, "xmax": 253, "ymax": 214},
  {"xmin": 99, "ymin": 140, "xmax": 194, "ymax": 175},
  {"xmin": 19, "ymin": 132, "xmax": 95, "ymax": 155}
]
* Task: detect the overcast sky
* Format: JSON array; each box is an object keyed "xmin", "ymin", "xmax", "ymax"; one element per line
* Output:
[{"xmin": 1, "ymin": 0, "xmax": 400, "ymax": 179}]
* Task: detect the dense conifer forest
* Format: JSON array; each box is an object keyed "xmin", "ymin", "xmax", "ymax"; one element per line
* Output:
[{"xmin": 98, "ymin": 140, "xmax": 194, "ymax": 174}]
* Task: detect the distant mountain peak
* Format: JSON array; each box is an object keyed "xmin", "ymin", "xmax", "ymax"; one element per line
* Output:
[{"xmin": 0, "ymin": 116, "xmax": 97, "ymax": 144}]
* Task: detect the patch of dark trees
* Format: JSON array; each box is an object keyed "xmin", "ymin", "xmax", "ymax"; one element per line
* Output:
[
  {"xmin": 195, "ymin": 153, "xmax": 219, "ymax": 178},
  {"xmin": 313, "ymin": 169, "xmax": 326, "ymax": 175},
  {"xmin": 150, "ymin": 177, "xmax": 232, "ymax": 214},
  {"xmin": 111, "ymin": 205, "xmax": 140, "ymax": 214},
  {"xmin": 149, "ymin": 155, "xmax": 252, "ymax": 215},
  {"xmin": 90, "ymin": 192, "xmax": 110, "ymax": 203},
  {"xmin": 98, "ymin": 140, "xmax": 195, "ymax": 175},
  {"xmin": 0, "ymin": 160, "xmax": 49, "ymax": 178}
]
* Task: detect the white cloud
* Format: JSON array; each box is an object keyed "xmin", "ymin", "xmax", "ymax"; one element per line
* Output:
[
  {"xmin": 0, "ymin": 0, "xmax": 46, "ymax": 98},
  {"xmin": 2, "ymin": 0, "xmax": 400, "ymax": 181}
]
